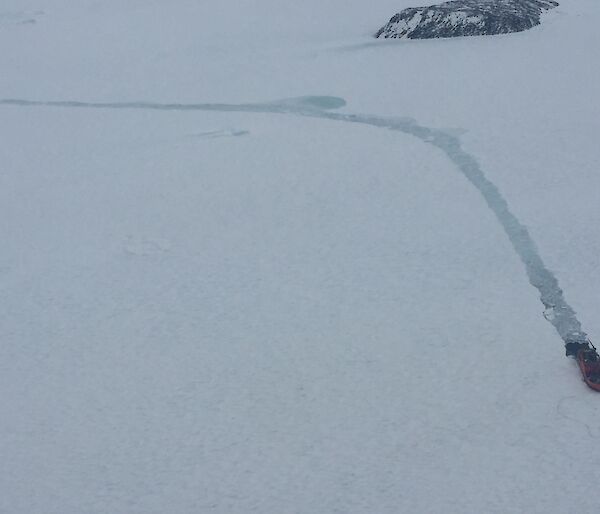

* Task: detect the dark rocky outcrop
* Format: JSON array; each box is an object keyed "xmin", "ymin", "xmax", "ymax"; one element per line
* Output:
[{"xmin": 375, "ymin": 0, "xmax": 558, "ymax": 39}]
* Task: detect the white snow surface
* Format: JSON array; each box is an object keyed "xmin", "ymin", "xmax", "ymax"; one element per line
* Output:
[{"xmin": 1, "ymin": 1, "xmax": 600, "ymax": 513}]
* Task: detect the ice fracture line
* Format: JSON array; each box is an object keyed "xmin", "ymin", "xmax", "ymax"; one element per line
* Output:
[{"xmin": 1, "ymin": 95, "xmax": 587, "ymax": 348}]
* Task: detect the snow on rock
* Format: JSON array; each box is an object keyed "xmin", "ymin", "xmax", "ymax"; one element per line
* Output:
[{"xmin": 375, "ymin": 0, "xmax": 558, "ymax": 39}]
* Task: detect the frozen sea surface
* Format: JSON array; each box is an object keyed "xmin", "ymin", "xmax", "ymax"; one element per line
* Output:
[{"xmin": 1, "ymin": 1, "xmax": 600, "ymax": 513}]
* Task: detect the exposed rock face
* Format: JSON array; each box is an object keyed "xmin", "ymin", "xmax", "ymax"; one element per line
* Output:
[{"xmin": 375, "ymin": 0, "xmax": 558, "ymax": 39}]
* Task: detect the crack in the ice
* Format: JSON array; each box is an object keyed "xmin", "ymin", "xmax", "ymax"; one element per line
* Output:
[{"xmin": 0, "ymin": 95, "xmax": 587, "ymax": 349}]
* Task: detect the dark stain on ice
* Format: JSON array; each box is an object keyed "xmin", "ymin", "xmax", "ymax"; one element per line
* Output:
[
  {"xmin": 189, "ymin": 129, "xmax": 250, "ymax": 139},
  {"xmin": 0, "ymin": 10, "xmax": 44, "ymax": 27}
]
